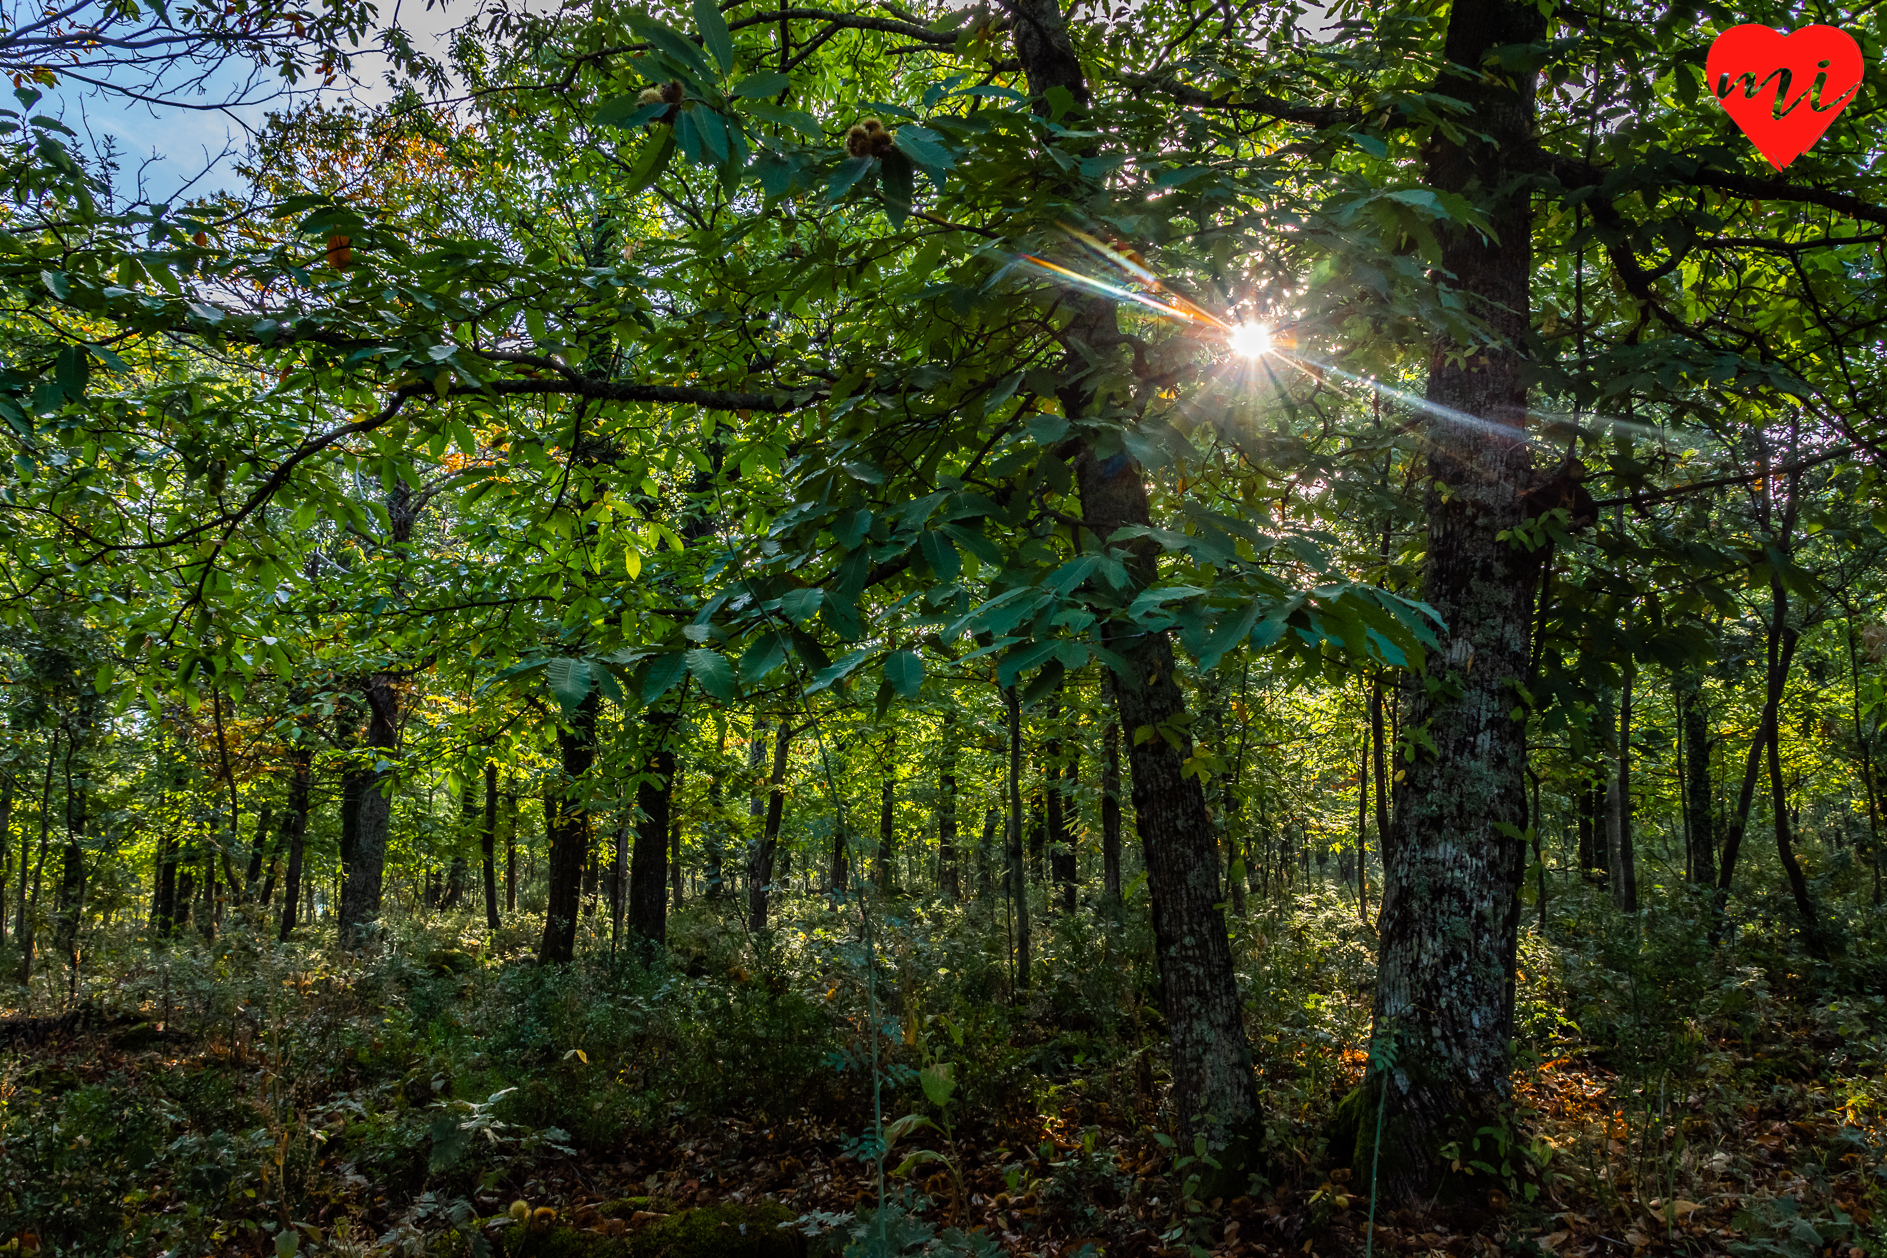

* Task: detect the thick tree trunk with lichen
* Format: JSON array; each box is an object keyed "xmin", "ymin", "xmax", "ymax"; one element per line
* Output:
[{"xmin": 1363, "ymin": 0, "xmax": 1547, "ymax": 1209}]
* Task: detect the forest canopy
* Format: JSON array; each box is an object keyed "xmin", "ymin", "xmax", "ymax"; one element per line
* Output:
[{"xmin": 0, "ymin": 0, "xmax": 1885, "ymax": 1255}]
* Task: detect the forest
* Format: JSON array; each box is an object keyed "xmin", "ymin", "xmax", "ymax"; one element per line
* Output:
[{"xmin": 0, "ymin": 0, "xmax": 1882, "ymax": 1254}]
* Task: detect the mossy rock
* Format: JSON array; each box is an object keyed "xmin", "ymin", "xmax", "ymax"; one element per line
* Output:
[{"xmin": 499, "ymin": 1202, "xmax": 803, "ymax": 1258}]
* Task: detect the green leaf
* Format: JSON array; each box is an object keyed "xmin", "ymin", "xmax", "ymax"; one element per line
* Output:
[
  {"xmin": 895, "ymin": 125, "xmax": 954, "ymax": 170},
  {"xmin": 880, "ymin": 146, "xmax": 914, "ymax": 228},
  {"xmin": 642, "ymin": 652, "xmax": 687, "ymax": 702},
  {"xmin": 624, "ymin": 125, "xmax": 676, "ymax": 193},
  {"xmin": 275, "ymin": 1230, "xmax": 301, "ymax": 1258},
  {"xmin": 780, "ymin": 587, "xmax": 824, "ymax": 625},
  {"xmin": 740, "ymin": 631, "xmax": 789, "ymax": 683},
  {"xmin": 628, "ymin": 14, "xmax": 715, "ymax": 85},
  {"xmin": 743, "ymin": 102, "xmax": 823, "ymax": 139},
  {"xmin": 545, "ymin": 658, "xmax": 595, "ymax": 713},
  {"xmin": 733, "ymin": 70, "xmax": 790, "ymax": 98},
  {"xmin": 594, "ymin": 97, "xmax": 669, "ymax": 129},
  {"xmin": 920, "ymin": 1061, "xmax": 956, "ymax": 1108},
  {"xmin": 693, "ymin": 0, "xmax": 736, "ymax": 72},
  {"xmin": 55, "ymin": 344, "xmax": 88, "ymax": 401},
  {"xmin": 686, "ymin": 647, "xmax": 737, "ymax": 700},
  {"xmin": 918, "ymin": 530, "xmax": 960, "ymax": 582},
  {"xmin": 884, "ymin": 649, "xmax": 923, "ymax": 699},
  {"xmin": 828, "ymin": 156, "xmax": 875, "ymax": 201}
]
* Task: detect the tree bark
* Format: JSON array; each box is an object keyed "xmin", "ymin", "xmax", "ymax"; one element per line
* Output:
[
  {"xmin": 243, "ymin": 805, "xmax": 274, "ymax": 903},
  {"xmin": 1365, "ymin": 0, "xmax": 1547, "ymax": 1206},
  {"xmin": 1681, "ymin": 678, "xmax": 1713, "ymax": 885},
  {"xmin": 277, "ymin": 744, "xmax": 311, "ymax": 941},
  {"xmin": 339, "ymin": 674, "xmax": 399, "ymax": 947},
  {"xmin": 749, "ymin": 721, "xmax": 792, "ymax": 931},
  {"xmin": 876, "ymin": 731, "xmax": 896, "ymax": 891},
  {"xmin": 629, "ymin": 730, "xmax": 675, "ymax": 954},
  {"xmin": 1004, "ymin": 684, "xmax": 1030, "ymax": 993},
  {"xmin": 1607, "ymin": 673, "xmax": 1638, "ymax": 913},
  {"xmin": 1101, "ymin": 715, "xmax": 1122, "ymax": 910},
  {"xmin": 482, "ymin": 762, "xmax": 501, "ymax": 931},
  {"xmin": 938, "ymin": 710, "xmax": 960, "ymax": 900},
  {"xmin": 540, "ymin": 695, "xmax": 598, "ymax": 965}
]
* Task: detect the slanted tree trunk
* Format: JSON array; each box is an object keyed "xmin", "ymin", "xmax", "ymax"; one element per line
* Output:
[
  {"xmin": 278, "ymin": 744, "xmax": 311, "ymax": 941},
  {"xmin": 749, "ymin": 721, "xmax": 791, "ymax": 931},
  {"xmin": 1364, "ymin": 0, "xmax": 1547, "ymax": 1206},
  {"xmin": 993, "ymin": 0, "xmax": 1262, "ymax": 1142},
  {"xmin": 1047, "ymin": 701, "xmax": 1076, "ymax": 913},
  {"xmin": 540, "ymin": 694, "xmax": 598, "ymax": 965},
  {"xmin": 938, "ymin": 710, "xmax": 960, "ymax": 901}
]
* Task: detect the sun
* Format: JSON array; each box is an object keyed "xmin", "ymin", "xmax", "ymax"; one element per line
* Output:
[{"xmin": 1227, "ymin": 321, "xmax": 1271, "ymax": 358}]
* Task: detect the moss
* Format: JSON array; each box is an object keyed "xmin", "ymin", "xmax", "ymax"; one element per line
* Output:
[{"xmin": 497, "ymin": 1203, "xmax": 803, "ymax": 1258}]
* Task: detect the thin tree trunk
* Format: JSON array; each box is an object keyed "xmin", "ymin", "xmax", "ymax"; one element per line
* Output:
[
  {"xmin": 1003, "ymin": 685, "xmax": 1030, "ymax": 995},
  {"xmin": 1681, "ymin": 677, "xmax": 1714, "ymax": 886},
  {"xmin": 505, "ymin": 785, "xmax": 518, "ymax": 914},
  {"xmin": 876, "ymin": 731, "xmax": 896, "ymax": 892},
  {"xmin": 749, "ymin": 721, "xmax": 791, "ymax": 931},
  {"xmin": 18, "ymin": 733, "xmax": 57, "ymax": 987},
  {"xmin": 483, "ymin": 763, "xmax": 501, "ymax": 931},
  {"xmin": 277, "ymin": 745, "xmax": 310, "ymax": 941},
  {"xmin": 1356, "ymin": 726, "xmax": 1370, "ymax": 922},
  {"xmin": 1608, "ymin": 672, "xmax": 1638, "ymax": 913},
  {"xmin": 668, "ymin": 756, "xmax": 685, "ymax": 909},
  {"xmin": 976, "ymin": 807, "xmax": 998, "ymax": 900},
  {"xmin": 54, "ymin": 739, "xmax": 84, "ymax": 976},
  {"xmin": 1849, "ymin": 611, "xmax": 1879, "ymax": 901},
  {"xmin": 938, "ymin": 711, "xmax": 960, "ymax": 901},
  {"xmin": 1102, "ymin": 715, "xmax": 1122, "ymax": 911},
  {"xmin": 243, "ymin": 806, "xmax": 273, "ymax": 902}
]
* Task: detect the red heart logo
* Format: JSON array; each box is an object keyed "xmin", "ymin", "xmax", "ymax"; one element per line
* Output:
[{"xmin": 1707, "ymin": 24, "xmax": 1863, "ymax": 171}]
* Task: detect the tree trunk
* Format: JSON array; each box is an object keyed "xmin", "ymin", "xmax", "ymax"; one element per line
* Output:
[
  {"xmin": 1004, "ymin": 685, "xmax": 1030, "ymax": 993},
  {"xmin": 749, "ymin": 721, "xmax": 792, "ymax": 931},
  {"xmin": 540, "ymin": 695, "xmax": 598, "ymax": 965},
  {"xmin": 1048, "ymin": 711, "xmax": 1076, "ymax": 914},
  {"xmin": 243, "ymin": 805, "xmax": 274, "ymax": 903},
  {"xmin": 1364, "ymin": 0, "xmax": 1547, "ymax": 1207},
  {"xmin": 991, "ymin": 0, "xmax": 1260, "ymax": 1136},
  {"xmin": 340, "ymin": 674, "xmax": 399, "ymax": 947},
  {"xmin": 668, "ymin": 756, "xmax": 684, "ymax": 909},
  {"xmin": 1681, "ymin": 679, "xmax": 1713, "ymax": 885},
  {"xmin": 629, "ymin": 736, "xmax": 674, "ymax": 954},
  {"xmin": 278, "ymin": 745, "xmax": 310, "ymax": 941},
  {"xmin": 1102, "ymin": 716, "xmax": 1122, "ymax": 910},
  {"xmin": 876, "ymin": 732, "xmax": 896, "ymax": 892},
  {"xmin": 1608, "ymin": 673, "xmax": 1638, "ymax": 913},
  {"xmin": 54, "ymin": 742, "xmax": 84, "ymax": 974},
  {"xmin": 938, "ymin": 710, "xmax": 960, "ymax": 901},
  {"xmin": 976, "ymin": 807, "xmax": 998, "ymax": 900},
  {"xmin": 505, "ymin": 786, "xmax": 518, "ymax": 914},
  {"xmin": 483, "ymin": 762, "xmax": 501, "ymax": 931}
]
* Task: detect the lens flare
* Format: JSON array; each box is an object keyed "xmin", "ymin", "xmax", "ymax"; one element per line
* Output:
[{"xmin": 1227, "ymin": 322, "xmax": 1271, "ymax": 357}]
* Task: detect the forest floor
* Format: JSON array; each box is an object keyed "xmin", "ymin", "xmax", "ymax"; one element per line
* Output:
[{"xmin": 0, "ymin": 888, "xmax": 1878, "ymax": 1258}]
